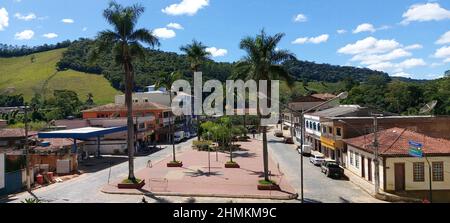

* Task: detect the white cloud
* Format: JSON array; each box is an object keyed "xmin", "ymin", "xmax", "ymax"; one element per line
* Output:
[
  {"xmin": 0, "ymin": 8, "xmax": 9, "ymax": 31},
  {"xmin": 43, "ymin": 33, "xmax": 58, "ymax": 39},
  {"xmin": 434, "ymin": 46, "xmax": 450, "ymax": 58},
  {"xmin": 401, "ymin": 3, "xmax": 450, "ymax": 25},
  {"xmin": 292, "ymin": 34, "xmax": 329, "ymax": 44},
  {"xmin": 392, "ymin": 72, "xmax": 412, "ymax": 78},
  {"xmin": 397, "ymin": 58, "xmax": 426, "ymax": 69},
  {"xmin": 14, "ymin": 13, "xmax": 36, "ymax": 21},
  {"xmin": 338, "ymin": 37, "xmax": 400, "ymax": 55},
  {"xmin": 205, "ymin": 47, "xmax": 228, "ymax": 57},
  {"xmin": 337, "ymin": 29, "xmax": 347, "ymax": 34},
  {"xmin": 352, "ymin": 48, "xmax": 412, "ymax": 65},
  {"xmin": 153, "ymin": 28, "xmax": 176, "ymax": 39},
  {"xmin": 82, "ymin": 27, "xmax": 87, "ymax": 32},
  {"xmin": 444, "ymin": 58, "xmax": 450, "ymax": 63},
  {"xmin": 294, "ymin": 14, "xmax": 307, "ymax": 23},
  {"xmin": 404, "ymin": 44, "xmax": 423, "ymax": 50},
  {"xmin": 353, "ymin": 23, "xmax": 376, "ymax": 33},
  {"xmin": 15, "ymin": 29, "xmax": 34, "ymax": 40},
  {"xmin": 436, "ymin": 31, "xmax": 450, "ymax": 45},
  {"xmin": 61, "ymin": 18, "xmax": 74, "ymax": 24},
  {"xmin": 162, "ymin": 0, "xmax": 209, "ymax": 16},
  {"xmin": 167, "ymin": 23, "xmax": 183, "ymax": 30}
]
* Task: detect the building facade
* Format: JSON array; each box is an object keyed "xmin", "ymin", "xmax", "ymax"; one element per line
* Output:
[{"xmin": 345, "ymin": 127, "xmax": 450, "ymax": 202}]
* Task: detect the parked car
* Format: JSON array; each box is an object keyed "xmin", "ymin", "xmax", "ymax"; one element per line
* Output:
[
  {"xmin": 284, "ymin": 136, "xmax": 294, "ymax": 144},
  {"xmin": 185, "ymin": 132, "xmax": 191, "ymax": 139},
  {"xmin": 297, "ymin": 145, "xmax": 312, "ymax": 156},
  {"xmin": 274, "ymin": 130, "xmax": 283, "ymax": 137},
  {"xmin": 321, "ymin": 161, "xmax": 344, "ymax": 178},
  {"xmin": 174, "ymin": 131, "xmax": 185, "ymax": 143},
  {"xmin": 309, "ymin": 152, "xmax": 326, "ymax": 166}
]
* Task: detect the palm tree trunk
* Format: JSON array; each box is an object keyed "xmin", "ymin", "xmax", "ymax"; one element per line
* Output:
[
  {"xmin": 124, "ymin": 61, "xmax": 135, "ymax": 180},
  {"xmin": 169, "ymin": 93, "xmax": 176, "ymax": 162}
]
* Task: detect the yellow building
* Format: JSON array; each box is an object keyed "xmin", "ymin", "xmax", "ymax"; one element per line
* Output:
[{"xmin": 345, "ymin": 127, "xmax": 450, "ymax": 202}]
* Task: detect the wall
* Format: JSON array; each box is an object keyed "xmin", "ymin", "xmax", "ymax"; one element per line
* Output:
[
  {"xmin": 385, "ymin": 156, "xmax": 450, "ymax": 191},
  {"xmin": 346, "ymin": 145, "xmax": 385, "ymax": 190},
  {"xmin": 0, "ymin": 153, "xmax": 4, "ymax": 189},
  {"xmin": 84, "ymin": 140, "xmax": 127, "ymax": 155}
]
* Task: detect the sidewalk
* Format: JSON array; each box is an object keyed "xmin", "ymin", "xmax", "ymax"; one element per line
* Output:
[
  {"xmin": 102, "ymin": 139, "xmax": 298, "ymax": 200},
  {"xmin": 344, "ymin": 169, "xmax": 421, "ymax": 203}
]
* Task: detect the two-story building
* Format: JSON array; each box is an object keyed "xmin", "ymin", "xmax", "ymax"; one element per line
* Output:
[
  {"xmin": 114, "ymin": 85, "xmax": 195, "ymax": 138},
  {"xmin": 344, "ymin": 127, "xmax": 450, "ymax": 202},
  {"xmin": 82, "ymin": 102, "xmax": 171, "ymax": 154},
  {"xmin": 321, "ymin": 115, "xmax": 450, "ymax": 166}
]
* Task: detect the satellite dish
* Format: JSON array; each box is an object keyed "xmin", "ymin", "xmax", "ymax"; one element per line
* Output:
[{"xmin": 419, "ymin": 100, "xmax": 438, "ymax": 114}]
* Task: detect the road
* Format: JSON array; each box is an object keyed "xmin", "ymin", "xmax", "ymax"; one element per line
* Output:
[
  {"xmin": 1, "ymin": 139, "xmax": 295, "ymax": 203},
  {"xmin": 2, "ymin": 134, "xmax": 383, "ymax": 203},
  {"xmin": 266, "ymin": 134, "xmax": 384, "ymax": 203}
]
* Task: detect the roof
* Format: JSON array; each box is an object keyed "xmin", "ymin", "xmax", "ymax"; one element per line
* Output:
[
  {"xmin": 344, "ymin": 127, "xmax": 450, "ymax": 156},
  {"xmin": 32, "ymin": 138, "xmax": 84, "ymax": 153},
  {"xmin": 38, "ymin": 127, "xmax": 127, "ymax": 140},
  {"xmin": 82, "ymin": 102, "xmax": 171, "ymax": 113},
  {"xmin": 0, "ymin": 128, "xmax": 37, "ymax": 138},
  {"xmin": 307, "ymin": 105, "xmax": 363, "ymax": 117},
  {"xmin": 311, "ymin": 93, "xmax": 336, "ymax": 100}
]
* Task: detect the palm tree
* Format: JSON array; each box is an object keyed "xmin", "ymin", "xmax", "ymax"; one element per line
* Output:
[
  {"xmin": 180, "ymin": 40, "xmax": 211, "ymax": 140},
  {"xmin": 233, "ymin": 30, "xmax": 296, "ymax": 182},
  {"xmin": 92, "ymin": 1, "xmax": 160, "ymax": 181},
  {"xmin": 155, "ymin": 71, "xmax": 182, "ymax": 163}
]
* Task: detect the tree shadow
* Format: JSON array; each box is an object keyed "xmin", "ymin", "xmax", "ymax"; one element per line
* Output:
[
  {"xmin": 138, "ymin": 189, "xmax": 172, "ymax": 203},
  {"xmin": 230, "ymin": 152, "xmax": 258, "ymax": 158},
  {"xmin": 184, "ymin": 169, "xmax": 223, "ymax": 178},
  {"xmin": 79, "ymin": 156, "xmax": 128, "ymax": 173},
  {"xmin": 339, "ymin": 197, "xmax": 352, "ymax": 203}
]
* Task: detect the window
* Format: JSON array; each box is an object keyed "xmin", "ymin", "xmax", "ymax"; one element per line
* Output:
[
  {"xmin": 355, "ymin": 153, "xmax": 360, "ymax": 168},
  {"xmin": 349, "ymin": 151, "xmax": 354, "ymax": 165},
  {"xmin": 0, "ymin": 141, "xmax": 7, "ymax": 146},
  {"xmin": 313, "ymin": 123, "xmax": 317, "ymax": 131},
  {"xmin": 432, "ymin": 162, "xmax": 444, "ymax": 182},
  {"xmin": 317, "ymin": 123, "xmax": 321, "ymax": 131},
  {"xmin": 413, "ymin": 162, "xmax": 425, "ymax": 182},
  {"xmin": 322, "ymin": 126, "xmax": 326, "ymax": 133},
  {"xmin": 336, "ymin": 128, "xmax": 342, "ymax": 137},
  {"xmin": 328, "ymin": 127, "xmax": 333, "ymax": 134}
]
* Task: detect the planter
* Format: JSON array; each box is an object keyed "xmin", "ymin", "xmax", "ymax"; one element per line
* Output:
[
  {"xmin": 167, "ymin": 162, "xmax": 183, "ymax": 167},
  {"xmin": 257, "ymin": 184, "xmax": 280, "ymax": 191},
  {"xmin": 118, "ymin": 179, "xmax": 145, "ymax": 189},
  {"xmin": 225, "ymin": 162, "xmax": 240, "ymax": 168},
  {"xmin": 257, "ymin": 180, "xmax": 280, "ymax": 191}
]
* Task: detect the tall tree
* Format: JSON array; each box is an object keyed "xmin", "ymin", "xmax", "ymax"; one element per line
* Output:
[
  {"xmin": 180, "ymin": 40, "xmax": 211, "ymax": 140},
  {"xmin": 155, "ymin": 71, "xmax": 182, "ymax": 163},
  {"xmin": 233, "ymin": 30, "xmax": 296, "ymax": 181},
  {"xmin": 92, "ymin": 1, "xmax": 160, "ymax": 181}
]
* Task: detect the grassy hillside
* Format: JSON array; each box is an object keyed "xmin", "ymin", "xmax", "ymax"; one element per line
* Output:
[{"xmin": 0, "ymin": 48, "xmax": 120, "ymax": 105}]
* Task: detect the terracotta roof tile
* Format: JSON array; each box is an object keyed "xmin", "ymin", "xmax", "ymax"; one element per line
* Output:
[
  {"xmin": 0, "ymin": 128, "xmax": 38, "ymax": 138},
  {"xmin": 344, "ymin": 127, "xmax": 450, "ymax": 156}
]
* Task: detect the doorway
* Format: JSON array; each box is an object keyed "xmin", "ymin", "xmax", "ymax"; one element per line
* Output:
[
  {"xmin": 394, "ymin": 163, "xmax": 405, "ymax": 191},
  {"xmin": 367, "ymin": 158, "xmax": 372, "ymax": 182},
  {"xmin": 361, "ymin": 156, "xmax": 365, "ymax": 178}
]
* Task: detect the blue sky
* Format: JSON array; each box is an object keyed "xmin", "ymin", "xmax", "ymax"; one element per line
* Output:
[{"xmin": 0, "ymin": 0, "xmax": 449, "ymax": 80}]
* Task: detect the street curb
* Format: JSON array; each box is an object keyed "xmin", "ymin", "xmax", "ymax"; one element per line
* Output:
[{"xmin": 100, "ymin": 188, "xmax": 299, "ymax": 200}]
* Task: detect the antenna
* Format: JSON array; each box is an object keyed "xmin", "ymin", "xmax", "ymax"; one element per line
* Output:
[{"xmin": 419, "ymin": 100, "xmax": 438, "ymax": 114}]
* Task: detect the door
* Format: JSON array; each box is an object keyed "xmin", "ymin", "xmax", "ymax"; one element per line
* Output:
[
  {"xmin": 361, "ymin": 156, "xmax": 365, "ymax": 178},
  {"xmin": 394, "ymin": 163, "xmax": 405, "ymax": 191},
  {"xmin": 367, "ymin": 158, "xmax": 372, "ymax": 182}
]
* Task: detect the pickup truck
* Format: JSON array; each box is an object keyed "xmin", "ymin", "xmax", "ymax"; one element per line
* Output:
[{"xmin": 321, "ymin": 161, "xmax": 344, "ymax": 179}]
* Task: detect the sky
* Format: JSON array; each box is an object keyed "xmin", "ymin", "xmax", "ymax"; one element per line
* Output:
[{"xmin": 0, "ymin": 0, "xmax": 449, "ymax": 80}]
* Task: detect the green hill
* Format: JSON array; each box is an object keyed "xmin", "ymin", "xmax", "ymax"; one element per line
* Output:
[{"xmin": 0, "ymin": 48, "xmax": 120, "ymax": 105}]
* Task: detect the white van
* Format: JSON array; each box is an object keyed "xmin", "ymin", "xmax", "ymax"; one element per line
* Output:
[{"xmin": 298, "ymin": 144, "xmax": 312, "ymax": 156}]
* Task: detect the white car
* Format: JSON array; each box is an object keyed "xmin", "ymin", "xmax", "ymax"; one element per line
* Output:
[{"xmin": 309, "ymin": 153, "xmax": 326, "ymax": 166}]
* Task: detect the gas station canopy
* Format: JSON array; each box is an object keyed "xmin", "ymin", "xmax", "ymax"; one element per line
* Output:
[{"xmin": 38, "ymin": 127, "xmax": 127, "ymax": 140}]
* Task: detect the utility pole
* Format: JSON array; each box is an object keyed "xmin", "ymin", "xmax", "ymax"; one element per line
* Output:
[
  {"xmin": 24, "ymin": 104, "xmax": 31, "ymax": 192},
  {"xmin": 372, "ymin": 115, "xmax": 381, "ymax": 195}
]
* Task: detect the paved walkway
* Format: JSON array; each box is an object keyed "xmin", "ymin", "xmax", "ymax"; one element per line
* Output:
[{"xmin": 102, "ymin": 140, "xmax": 298, "ymax": 200}]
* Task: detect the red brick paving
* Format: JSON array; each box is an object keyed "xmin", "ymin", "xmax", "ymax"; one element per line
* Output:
[{"xmin": 102, "ymin": 139, "xmax": 298, "ymax": 200}]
